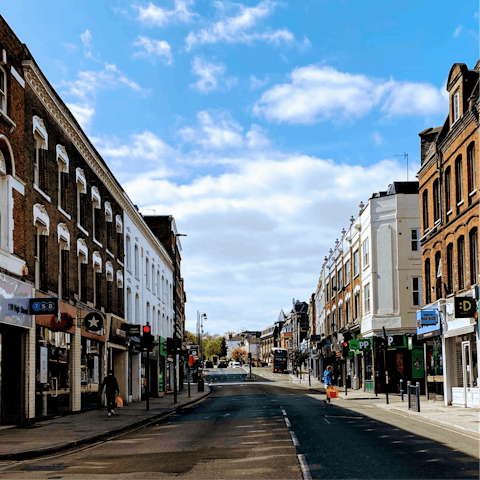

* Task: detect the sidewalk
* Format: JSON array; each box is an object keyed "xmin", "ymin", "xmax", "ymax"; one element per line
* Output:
[
  {"xmin": 289, "ymin": 372, "xmax": 480, "ymax": 437},
  {"xmin": 0, "ymin": 384, "xmax": 211, "ymax": 460}
]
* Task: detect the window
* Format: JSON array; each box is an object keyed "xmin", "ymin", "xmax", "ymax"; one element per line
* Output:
[
  {"xmin": 107, "ymin": 278, "xmax": 113, "ymax": 312},
  {"xmin": 146, "ymin": 258, "xmax": 150, "ymax": 288},
  {"xmin": 0, "ymin": 66, "xmax": 6, "ymax": 112},
  {"xmin": 134, "ymin": 244, "xmax": 139, "ymax": 279},
  {"xmin": 127, "ymin": 288, "xmax": 132, "ymax": 322},
  {"xmin": 135, "ymin": 294, "xmax": 140, "ymax": 324},
  {"xmin": 467, "ymin": 143, "xmax": 476, "ymax": 194},
  {"xmin": 94, "ymin": 271, "xmax": 102, "ymax": 309},
  {"xmin": 435, "ymin": 251, "xmax": 442, "ymax": 298},
  {"xmin": 157, "ymin": 271, "xmax": 160, "ymax": 297},
  {"xmin": 470, "ymin": 228, "xmax": 478, "ymax": 286},
  {"xmin": 453, "ymin": 91, "xmax": 460, "ymax": 123},
  {"xmin": 126, "ymin": 236, "xmax": 131, "ymax": 271},
  {"xmin": 458, "ymin": 236, "xmax": 465, "ymax": 290},
  {"xmin": 116, "ymin": 231, "xmax": 122, "ymax": 259},
  {"xmin": 60, "ymin": 249, "xmax": 69, "ymax": 301},
  {"xmin": 354, "ymin": 250, "xmax": 359, "ymax": 277},
  {"xmin": 354, "ymin": 293, "xmax": 360, "ymax": 319},
  {"xmin": 364, "ymin": 284, "xmax": 370, "ymax": 313},
  {"xmin": 433, "ymin": 179, "xmax": 440, "ymax": 222},
  {"xmin": 337, "ymin": 268, "xmax": 342, "ymax": 290},
  {"xmin": 91, "ymin": 187, "xmax": 101, "ymax": 242},
  {"xmin": 76, "ymin": 168, "xmax": 87, "ymax": 229},
  {"xmin": 105, "ymin": 202, "xmax": 113, "ymax": 251},
  {"xmin": 345, "ymin": 300, "xmax": 350, "ymax": 323},
  {"xmin": 34, "ymin": 137, "xmax": 48, "ymax": 193},
  {"xmin": 79, "ymin": 257, "xmax": 88, "ymax": 304},
  {"xmin": 446, "ymin": 244, "xmax": 454, "ymax": 295},
  {"xmin": 162, "ymin": 275, "xmax": 166, "ymax": 302},
  {"xmin": 35, "ymin": 230, "xmax": 48, "ymax": 292},
  {"xmin": 152, "ymin": 264, "xmax": 155, "ymax": 291},
  {"xmin": 411, "ymin": 229, "xmax": 420, "ymax": 251},
  {"xmin": 425, "ymin": 259, "xmax": 431, "ymax": 305},
  {"xmin": 455, "ymin": 155, "xmax": 463, "ymax": 204},
  {"xmin": 362, "ymin": 238, "xmax": 369, "ymax": 267},
  {"xmin": 344, "ymin": 260, "xmax": 350, "ymax": 285},
  {"xmin": 331, "ymin": 274, "xmax": 336, "ymax": 297},
  {"xmin": 412, "ymin": 277, "xmax": 421, "ymax": 306},
  {"xmin": 422, "ymin": 190, "xmax": 429, "ymax": 232},
  {"xmin": 325, "ymin": 281, "xmax": 329, "ymax": 300},
  {"xmin": 445, "ymin": 167, "xmax": 452, "ymax": 213},
  {"xmin": 338, "ymin": 306, "xmax": 343, "ymax": 328}
]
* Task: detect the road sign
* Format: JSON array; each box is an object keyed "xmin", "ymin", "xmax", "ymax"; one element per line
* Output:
[
  {"xmin": 29, "ymin": 298, "xmax": 58, "ymax": 316},
  {"xmin": 84, "ymin": 312, "xmax": 104, "ymax": 333}
]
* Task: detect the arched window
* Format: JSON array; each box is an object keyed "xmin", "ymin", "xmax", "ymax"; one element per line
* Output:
[
  {"xmin": 134, "ymin": 244, "xmax": 139, "ymax": 278},
  {"xmin": 457, "ymin": 236, "xmax": 465, "ymax": 290},
  {"xmin": 469, "ymin": 228, "xmax": 478, "ymax": 286},
  {"xmin": 127, "ymin": 288, "xmax": 132, "ymax": 322},
  {"xmin": 446, "ymin": 243, "xmax": 454, "ymax": 294},
  {"xmin": 425, "ymin": 259, "xmax": 431, "ymax": 304},
  {"xmin": 422, "ymin": 190, "xmax": 429, "ymax": 232},
  {"xmin": 467, "ymin": 142, "xmax": 476, "ymax": 195},
  {"xmin": 135, "ymin": 294, "xmax": 140, "ymax": 324},
  {"xmin": 435, "ymin": 251, "xmax": 442, "ymax": 299},
  {"xmin": 146, "ymin": 257, "xmax": 150, "ymax": 288}
]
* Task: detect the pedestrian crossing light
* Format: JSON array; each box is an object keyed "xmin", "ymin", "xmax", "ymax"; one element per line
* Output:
[
  {"xmin": 342, "ymin": 341, "xmax": 349, "ymax": 357},
  {"xmin": 141, "ymin": 324, "xmax": 154, "ymax": 351}
]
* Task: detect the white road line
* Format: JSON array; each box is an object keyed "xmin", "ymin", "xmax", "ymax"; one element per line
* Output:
[
  {"xmin": 282, "ymin": 409, "xmax": 287, "ymax": 416},
  {"xmin": 284, "ymin": 417, "xmax": 291, "ymax": 428},
  {"xmin": 324, "ymin": 418, "xmax": 331, "ymax": 424},
  {"xmin": 297, "ymin": 454, "xmax": 312, "ymax": 480},
  {"xmin": 289, "ymin": 430, "xmax": 300, "ymax": 446}
]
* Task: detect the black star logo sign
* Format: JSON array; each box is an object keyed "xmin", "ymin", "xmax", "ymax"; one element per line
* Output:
[{"xmin": 88, "ymin": 317, "xmax": 99, "ymax": 327}]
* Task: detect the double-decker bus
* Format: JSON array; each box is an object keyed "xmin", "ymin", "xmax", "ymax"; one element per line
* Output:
[{"xmin": 270, "ymin": 347, "xmax": 288, "ymax": 373}]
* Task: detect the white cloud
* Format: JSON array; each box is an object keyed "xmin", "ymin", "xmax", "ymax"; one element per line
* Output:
[
  {"xmin": 133, "ymin": 36, "xmax": 173, "ymax": 64},
  {"xmin": 250, "ymin": 74, "xmax": 270, "ymax": 90},
  {"xmin": 80, "ymin": 29, "xmax": 92, "ymax": 47},
  {"xmin": 453, "ymin": 24, "xmax": 463, "ymax": 37},
  {"xmin": 66, "ymin": 103, "xmax": 95, "ymax": 130},
  {"xmin": 185, "ymin": 0, "xmax": 295, "ymax": 50},
  {"xmin": 254, "ymin": 65, "xmax": 447, "ymax": 124},
  {"xmin": 190, "ymin": 57, "xmax": 236, "ymax": 93},
  {"xmin": 372, "ymin": 131, "xmax": 383, "ymax": 146},
  {"xmin": 135, "ymin": 0, "xmax": 198, "ymax": 26}
]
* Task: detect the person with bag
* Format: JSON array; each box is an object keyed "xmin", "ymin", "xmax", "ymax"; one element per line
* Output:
[
  {"xmin": 101, "ymin": 370, "xmax": 119, "ymax": 417},
  {"xmin": 323, "ymin": 365, "xmax": 333, "ymax": 405}
]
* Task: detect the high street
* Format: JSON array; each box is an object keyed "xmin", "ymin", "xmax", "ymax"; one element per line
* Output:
[{"xmin": 0, "ymin": 367, "xmax": 477, "ymax": 479}]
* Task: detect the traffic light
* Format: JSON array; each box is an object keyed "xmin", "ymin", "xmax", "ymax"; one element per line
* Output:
[
  {"xmin": 166, "ymin": 337, "xmax": 174, "ymax": 356},
  {"xmin": 342, "ymin": 340, "xmax": 349, "ymax": 357},
  {"xmin": 141, "ymin": 324, "xmax": 154, "ymax": 351}
]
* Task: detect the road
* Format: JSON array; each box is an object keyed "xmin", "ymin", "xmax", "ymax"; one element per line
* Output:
[{"xmin": 0, "ymin": 367, "xmax": 477, "ymax": 479}]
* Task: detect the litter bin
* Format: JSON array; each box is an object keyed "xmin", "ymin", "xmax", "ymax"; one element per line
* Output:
[
  {"xmin": 198, "ymin": 378, "xmax": 204, "ymax": 392},
  {"xmin": 192, "ymin": 372, "xmax": 198, "ymax": 383}
]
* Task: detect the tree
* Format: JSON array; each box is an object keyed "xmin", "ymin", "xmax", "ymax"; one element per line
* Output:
[
  {"xmin": 230, "ymin": 346, "xmax": 248, "ymax": 363},
  {"xmin": 185, "ymin": 331, "xmax": 197, "ymax": 345},
  {"xmin": 220, "ymin": 337, "xmax": 227, "ymax": 357}
]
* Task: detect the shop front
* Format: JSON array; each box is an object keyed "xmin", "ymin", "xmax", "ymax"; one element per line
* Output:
[
  {"xmin": 349, "ymin": 337, "xmax": 373, "ymax": 392},
  {"xmin": 106, "ymin": 315, "xmax": 129, "ymax": 404},
  {"xmin": 158, "ymin": 336, "xmax": 167, "ymax": 396},
  {"xmin": 443, "ymin": 296, "xmax": 479, "ymax": 408},
  {"xmin": 81, "ymin": 310, "xmax": 106, "ymax": 411},
  {"xmin": 0, "ymin": 274, "xmax": 34, "ymax": 425},
  {"xmin": 142, "ymin": 348, "xmax": 159, "ymax": 399}
]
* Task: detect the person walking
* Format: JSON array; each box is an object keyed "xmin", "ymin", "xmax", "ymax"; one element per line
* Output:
[
  {"xmin": 101, "ymin": 370, "xmax": 119, "ymax": 417},
  {"xmin": 323, "ymin": 365, "xmax": 333, "ymax": 405}
]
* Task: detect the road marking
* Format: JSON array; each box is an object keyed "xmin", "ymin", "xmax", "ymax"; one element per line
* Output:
[
  {"xmin": 297, "ymin": 454, "xmax": 312, "ymax": 480},
  {"xmin": 324, "ymin": 418, "xmax": 331, "ymax": 424},
  {"xmin": 289, "ymin": 431, "xmax": 300, "ymax": 446},
  {"xmin": 284, "ymin": 417, "xmax": 291, "ymax": 428},
  {"xmin": 282, "ymin": 409, "xmax": 287, "ymax": 416}
]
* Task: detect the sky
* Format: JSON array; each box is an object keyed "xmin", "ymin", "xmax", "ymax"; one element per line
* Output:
[{"xmin": 2, "ymin": 1, "xmax": 479, "ymax": 336}]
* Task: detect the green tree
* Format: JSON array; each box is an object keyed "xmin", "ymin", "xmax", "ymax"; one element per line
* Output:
[{"xmin": 185, "ymin": 331, "xmax": 197, "ymax": 345}]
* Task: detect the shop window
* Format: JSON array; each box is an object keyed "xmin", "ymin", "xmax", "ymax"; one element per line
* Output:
[
  {"xmin": 469, "ymin": 228, "xmax": 478, "ymax": 285},
  {"xmin": 81, "ymin": 337, "xmax": 101, "ymax": 411},
  {"xmin": 457, "ymin": 236, "xmax": 465, "ymax": 290}
]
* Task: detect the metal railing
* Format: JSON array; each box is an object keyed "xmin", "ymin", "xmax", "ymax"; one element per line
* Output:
[{"xmin": 407, "ymin": 381, "xmax": 421, "ymax": 412}]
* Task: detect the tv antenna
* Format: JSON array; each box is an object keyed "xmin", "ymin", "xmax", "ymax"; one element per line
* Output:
[
  {"xmin": 394, "ymin": 152, "xmax": 409, "ymax": 181},
  {"xmin": 144, "ymin": 208, "xmax": 156, "ymax": 215}
]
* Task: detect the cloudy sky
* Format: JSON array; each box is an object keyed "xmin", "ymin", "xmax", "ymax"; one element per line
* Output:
[{"xmin": 3, "ymin": 1, "xmax": 478, "ymax": 335}]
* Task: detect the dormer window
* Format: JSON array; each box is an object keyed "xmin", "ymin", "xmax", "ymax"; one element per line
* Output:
[{"xmin": 453, "ymin": 91, "xmax": 460, "ymax": 123}]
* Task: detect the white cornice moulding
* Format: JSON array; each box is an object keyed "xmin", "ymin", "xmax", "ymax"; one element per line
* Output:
[
  {"xmin": 93, "ymin": 250, "xmax": 102, "ymax": 272},
  {"xmin": 77, "ymin": 238, "xmax": 88, "ymax": 262},
  {"xmin": 57, "ymin": 223, "xmax": 70, "ymax": 249},
  {"xmin": 32, "ymin": 115, "xmax": 48, "ymax": 148},
  {"xmin": 56, "ymin": 144, "xmax": 69, "ymax": 173},
  {"xmin": 23, "ymin": 61, "xmax": 173, "ymax": 271},
  {"xmin": 33, "ymin": 203, "xmax": 49, "ymax": 235}
]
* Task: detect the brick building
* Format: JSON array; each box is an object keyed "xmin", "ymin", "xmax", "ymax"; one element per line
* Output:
[{"xmin": 417, "ymin": 60, "xmax": 479, "ymax": 408}]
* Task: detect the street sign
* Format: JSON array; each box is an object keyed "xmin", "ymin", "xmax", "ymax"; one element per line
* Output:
[
  {"xmin": 29, "ymin": 298, "xmax": 58, "ymax": 316},
  {"xmin": 84, "ymin": 312, "xmax": 104, "ymax": 333},
  {"xmin": 123, "ymin": 324, "xmax": 141, "ymax": 337}
]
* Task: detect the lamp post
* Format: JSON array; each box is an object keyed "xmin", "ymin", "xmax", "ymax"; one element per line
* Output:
[
  {"xmin": 173, "ymin": 233, "xmax": 187, "ymax": 404},
  {"xmin": 196, "ymin": 311, "xmax": 207, "ymax": 380}
]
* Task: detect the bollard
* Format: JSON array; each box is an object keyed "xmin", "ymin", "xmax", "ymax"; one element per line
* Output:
[
  {"xmin": 416, "ymin": 382, "xmax": 421, "ymax": 412},
  {"xmin": 407, "ymin": 381, "xmax": 411, "ymax": 410},
  {"xmin": 400, "ymin": 379, "xmax": 404, "ymax": 402}
]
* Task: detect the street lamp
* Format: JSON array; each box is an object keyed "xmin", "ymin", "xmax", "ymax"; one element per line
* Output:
[{"xmin": 173, "ymin": 233, "xmax": 187, "ymax": 404}]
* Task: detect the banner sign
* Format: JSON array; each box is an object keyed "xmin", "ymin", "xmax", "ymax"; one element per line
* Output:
[
  {"xmin": 418, "ymin": 310, "xmax": 438, "ymax": 326},
  {"xmin": 349, "ymin": 338, "xmax": 373, "ymax": 351}
]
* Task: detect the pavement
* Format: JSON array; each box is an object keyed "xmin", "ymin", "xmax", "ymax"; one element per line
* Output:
[
  {"xmin": 288, "ymin": 371, "xmax": 480, "ymax": 438},
  {"xmin": 0, "ymin": 383, "xmax": 211, "ymax": 461}
]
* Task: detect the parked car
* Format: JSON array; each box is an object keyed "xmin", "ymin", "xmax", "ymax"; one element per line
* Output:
[
  {"xmin": 204, "ymin": 361, "xmax": 213, "ymax": 368},
  {"xmin": 217, "ymin": 361, "xmax": 228, "ymax": 368},
  {"xmin": 231, "ymin": 362, "xmax": 241, "ymax": 368}
]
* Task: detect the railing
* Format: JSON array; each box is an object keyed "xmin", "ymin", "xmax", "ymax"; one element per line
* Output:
[{"xmin": 407, "ymin": 381, "xmax": 421, "ymax": 412}]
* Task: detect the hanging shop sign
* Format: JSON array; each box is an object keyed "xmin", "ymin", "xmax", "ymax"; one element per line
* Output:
[
  {"xmin": 386, "ymin": 335, "xmax": 407, "ymax": 349},
  {"xmin": 416, "ymin": 309, "xmax": 441, "ymax": 339},
  {"xmin": 0, "ymin": 275, "xmax": 35, "ymax": 328},
  {"xmin": 454, "ymin": 296, "xmax": 476, "ymax": 319},
  {"xmin": 84, "ymin": 312, "xmax": 104, "ymax": 333},
  {"xmin": 349, "ymin": 338, "xmax": 373, "ymax": 351}
]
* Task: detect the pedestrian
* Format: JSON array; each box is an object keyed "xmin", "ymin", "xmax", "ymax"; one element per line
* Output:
[
  {"xmin": 101, "ymin": 370, "xmax": 119, "ymax": 417},
  {"xmin": 323, "ymin": 365, "xmax": 333, "ymax": 405}
]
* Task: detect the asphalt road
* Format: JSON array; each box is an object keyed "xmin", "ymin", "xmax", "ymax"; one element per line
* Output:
[{"xmin": 0, "ymin": 367, "xmax": 478, "ymax": 479}]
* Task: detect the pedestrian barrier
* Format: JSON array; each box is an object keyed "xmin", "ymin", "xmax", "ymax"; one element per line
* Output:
[{"xmin": 407, "ymin": 381, "xmax": 420, "ymax": 412}]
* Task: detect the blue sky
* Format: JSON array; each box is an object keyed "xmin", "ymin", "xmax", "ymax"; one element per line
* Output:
[{"xmin": 3, "ymin": 1, "xmax": 479, "ymax": 335}]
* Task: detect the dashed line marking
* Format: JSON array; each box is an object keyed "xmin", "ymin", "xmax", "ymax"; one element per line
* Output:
[
  {"xmin": 297, "ymin": 454, "xmax": 312, "ymax": 480},
  {"xmin": 324, "ymin": 418, "xmax": 331, "ymax": 424},
  {"xmin": 289, "ymin": 430, "xmax": 300, "ymax": 446},
  {"xmin": 284, "ymin": 417, "xmax": 291, "ymax": 428}
]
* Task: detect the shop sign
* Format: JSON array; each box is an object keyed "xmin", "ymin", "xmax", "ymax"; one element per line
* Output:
[
  {"xmin": 386, "ymin": 335, "xmax": 407, "ymax": 349},
  {"xmin": 416, "ymin": 309, "xmax": 441, "ymax": 338},
  {"xmin": 0, "ymin": 275, "xmax": 34, "ymax": 328},
  {"xmin": 159, "ymin": 336, "xmax": 167, "ymax": 356},
  {"xmin": 29, "ymin": 298, "xmax": 58, "ymax": 316},
  {"xmin": 454, "ymin": 296, "xmax": 476, "ymax": 318},
  {"xmin": 349, "ymin": 338, "xmax": 373, "ymax": 351},
  {"xmin": 123, "ymin": 324, "xmax": 141, "ymax": 337},
  {"xmin": 109, "ymin": 317, "xmax": 129, "ymax": 345},
  {"xmin": 84, "ymin": 312, "xmax": 104, "ymax": 333}
]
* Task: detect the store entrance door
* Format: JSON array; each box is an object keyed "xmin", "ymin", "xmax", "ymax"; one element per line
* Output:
[{"xmin": 462, "ymin": 341, "xmax": 473, "ymax": 407}]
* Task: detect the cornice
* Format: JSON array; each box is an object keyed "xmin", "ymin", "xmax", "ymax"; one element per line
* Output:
[
  {"xmin": 438, "ymin": 111, "xmax": 476, "ymax": 154},
  {"xmin": 23, "ymin": 61, "xmax": 173, "ymax": 270}
]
